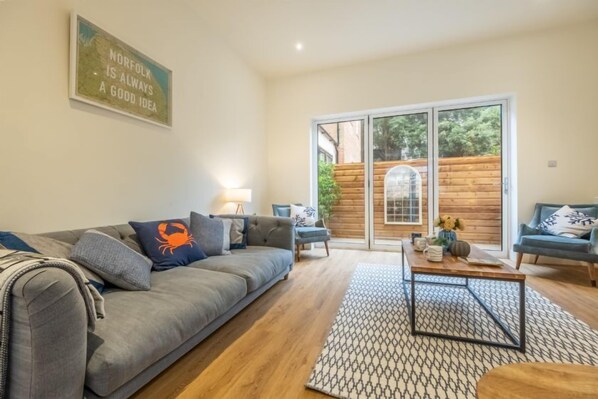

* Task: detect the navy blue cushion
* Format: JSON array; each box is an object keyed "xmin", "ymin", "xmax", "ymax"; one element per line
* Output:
[
  {"xmin": 296, "ymin": 226, "xmax": 330, "ymax": 239},
  {"xmin": 521, "ymin": 235, "xmax": 590, "ymax": 253},
  {"xmin": 129, "ymin": 219, "xmax": 207, "ymax": 270},
  {"xmin": 0, "ymin": 232, "xmax": 38, "ymax": 253}
]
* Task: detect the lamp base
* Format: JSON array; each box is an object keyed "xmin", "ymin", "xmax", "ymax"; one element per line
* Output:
[{"xmin": 235, "ymin": 203, "xmax": 245, "ymax": 215}]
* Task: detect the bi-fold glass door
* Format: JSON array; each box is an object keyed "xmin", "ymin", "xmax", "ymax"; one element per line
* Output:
[{"xmin": 314, "ymin": 98, "xmax": 508, "ymax": 256}]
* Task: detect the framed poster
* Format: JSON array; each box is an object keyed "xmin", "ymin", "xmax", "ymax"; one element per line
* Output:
[{"xmin": 69, "ymin": 13, "xmax": 172, "ymax": 127}]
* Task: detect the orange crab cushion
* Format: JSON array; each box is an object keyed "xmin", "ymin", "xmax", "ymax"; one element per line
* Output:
[{"xmin": 129, "ymin": 219, "xmax": 207, "ymax": 271}]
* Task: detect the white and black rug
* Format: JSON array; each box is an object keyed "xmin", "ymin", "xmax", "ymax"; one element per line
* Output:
[{"xmin": 306, "ymin": 263, "xmax": 598, "ymax": 399}]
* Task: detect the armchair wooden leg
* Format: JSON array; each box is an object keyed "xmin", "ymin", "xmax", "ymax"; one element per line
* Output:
[
  {"xmin": 296, "ymin": 243, "xmax": 301, "ymax": 262},
  {"xmin": 533, "ymin": 255, "xmax": 540, "ymax": 264},
  {"xmin": 584, "ymin": 262, "xmax": 596, "ymax": 287},
  {"xmin": 515, "ymin": 252, "xmax": 523, "ymax": 270},
  {"xmin": 324, "ymin": 240, "xmax": 330, "ymax": 256}
]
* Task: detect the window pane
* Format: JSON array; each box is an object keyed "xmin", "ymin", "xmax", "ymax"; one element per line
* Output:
[
  {"xmin": 373, "ymin": 112, "xmax": 429, "ymax": 245},
  {"xmin": 437, "ymin": 105, "xmax": 502, "ymax": 251},
  {"xmin": 317, "ymin": 120, "xmax": 365, "ymax": 244}
]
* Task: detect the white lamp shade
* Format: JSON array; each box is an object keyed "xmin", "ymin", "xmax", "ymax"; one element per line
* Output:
[{"xmin": 225, "ymin": 188, "xmax": 252, "ymax": 203}]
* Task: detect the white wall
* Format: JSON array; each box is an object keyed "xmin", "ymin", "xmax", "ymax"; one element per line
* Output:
[
  {"xmin": 266, "ymin": 20, "xmax": 598, "ymax": 230},
  {"xmin": 0, "ymin": 0, "xmax": 267, "ymax": 232}
]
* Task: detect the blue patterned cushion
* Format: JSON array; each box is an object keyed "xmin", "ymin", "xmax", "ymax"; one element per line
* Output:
[
  {"xmin": 129, "ymin": 219, "xmax": 207, "ymax": 270},
  {"xmin": 540, "ymin": 206, "xmax": 598, "ymax": 222},
  {"xmin": 538, "ymin": 205, "xmax": 598, "ymax": 238},
  {"xmin": 70, "ymin": 230, "xmax": 153, "ymax": 291},
  {"xmin": 291, "ymin": 204, "xmax": 317, "ymax": 227}
]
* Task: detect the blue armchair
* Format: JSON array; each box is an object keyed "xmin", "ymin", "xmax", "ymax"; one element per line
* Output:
[
  {"xmin": 272, "ymin": 204, "xmax": 330, "ymax": 261},
  {"xmin": 513, "ymin": 203, "xmax": 598, "ymax": 287}
]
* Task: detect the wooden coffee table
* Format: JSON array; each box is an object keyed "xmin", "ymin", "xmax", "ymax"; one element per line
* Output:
[{"xmin": 401, "ymin": 240, "xmax": 526, "ymax": 352}]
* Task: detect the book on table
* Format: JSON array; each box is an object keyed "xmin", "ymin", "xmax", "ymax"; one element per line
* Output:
[{"xmin": 459, "ymin": 257, "xmax": 504, "ymax": 267}]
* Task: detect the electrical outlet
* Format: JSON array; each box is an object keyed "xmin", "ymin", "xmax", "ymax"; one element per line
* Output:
[{"xmin": 547, "ymin": 160, "xmax": 557, "ymax": 168}]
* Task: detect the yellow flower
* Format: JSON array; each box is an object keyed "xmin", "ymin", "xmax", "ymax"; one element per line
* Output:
[
  {"xmin": 443, "ymin": 219, "xmax": 456, "ymax": 230},
  {"xmin": 435, "ymin": 215, "xmax": 465, "ymax": 230}
]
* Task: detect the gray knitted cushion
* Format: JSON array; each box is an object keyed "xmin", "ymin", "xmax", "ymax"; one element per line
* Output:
[
  {"xmin": 69, "ymin": 229, "xmax": 153, "ymax": 291},
  {"xmin": 190, "ymin": 212, "xmax": 232, "ymax": 256}
]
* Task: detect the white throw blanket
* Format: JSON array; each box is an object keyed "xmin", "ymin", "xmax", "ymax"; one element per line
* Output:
[{"xmin": 0, "ymin": 250, "xmax": 105, "ymax": 398}]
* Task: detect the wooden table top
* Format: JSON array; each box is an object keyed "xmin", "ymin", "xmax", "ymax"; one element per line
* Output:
[
  {"xmin": 477, "ymin": 363, "xmax": 598, "ymax": 399},
  {"xmin": 402, "ymin": 240, "xmax": 525, "ymax": 281}
]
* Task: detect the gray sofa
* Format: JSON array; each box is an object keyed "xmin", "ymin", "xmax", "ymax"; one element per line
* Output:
[{"xmin": 6, "ymin": 215, "xmax": 294, "ymax": 398}]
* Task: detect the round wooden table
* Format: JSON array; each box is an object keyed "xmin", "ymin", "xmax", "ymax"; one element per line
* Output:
[{"xmin": 477, "ymin": 363, "xmax": 598, "ymax": 399}]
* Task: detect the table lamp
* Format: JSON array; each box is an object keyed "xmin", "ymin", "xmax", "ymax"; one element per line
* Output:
[{"xmin": 226, "ymin": 188, "xmax": 252, "ymax": 214}]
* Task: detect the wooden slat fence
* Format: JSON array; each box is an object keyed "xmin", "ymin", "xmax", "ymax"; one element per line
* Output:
[{"xmin": 327, "ymin": 155, "xmax": 501, "ymax": 245}]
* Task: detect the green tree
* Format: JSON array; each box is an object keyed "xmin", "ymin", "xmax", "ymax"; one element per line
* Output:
[
  {"xmin": 438, "ymin": 106, "xmax": 501, "ymax": 157},
  {"xmin": 318, "ymin": 160, "xmax": 342, "ymax": 223},
  {"xmin": 373, "ymin": 113, "xmax": 428, "ymax": 161},
  {"xmin": 372, "ymin": 105, "xmax": 501, "ymax": 160}
]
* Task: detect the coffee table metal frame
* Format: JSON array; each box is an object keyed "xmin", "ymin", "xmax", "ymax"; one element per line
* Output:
[{"xmin": 401, "ymin": 247, "xmax": 526, "ymax": 353}]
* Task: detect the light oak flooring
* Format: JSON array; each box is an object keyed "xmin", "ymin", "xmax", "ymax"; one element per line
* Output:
[{"xmin": 133, "ymin": 249, "xmax": 598, "ymax": 399}]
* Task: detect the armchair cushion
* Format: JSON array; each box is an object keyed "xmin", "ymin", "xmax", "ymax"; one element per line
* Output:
[
  {"xmin": 272, "ymin": 204, "xmax": 292, "ymax": 218},
  {"xmin": 296, "ymin": 227, "xmax": 330, "ymax": 239},
  {"xmin": 520, "ymin": 235, "xmax": 591, "ymax": 253}
]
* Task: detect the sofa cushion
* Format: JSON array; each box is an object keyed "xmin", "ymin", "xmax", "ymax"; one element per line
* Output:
[
  {"xmin": 296, "ymin": 226, "xmax": 329, "ymax": 239},
  {"xmin": 0, "ymin": 231, "xmax": 105, "ymax": 292},
  {"xmin": 210, "ymin": 215, "xmax": 249, "ymax": 249},
  {"xmin": 69, "ymin": 230, "xmax": 153, "ymax": 291},
  {"xmin": 189, "ymin": 246, "xmax": 291, "ymax": 292},
  {"xmin": 129, "ymin": 219, "xmax": 207, "ymax": 270},
  {"xmin": 85, "ymin": 267, "xmax": 246, "ymax": 397},
  {"xmin": 520, "ymin": 235, "xmax": 591, "ymax": 253},
  {"xmin": 190, "ymin": 212, "xmax": 232, "ymax": 256}
]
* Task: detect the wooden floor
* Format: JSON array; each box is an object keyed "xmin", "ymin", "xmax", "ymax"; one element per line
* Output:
[{"xmin": 133, "ymin": 249, "xmax": 598, "ymax": 399}]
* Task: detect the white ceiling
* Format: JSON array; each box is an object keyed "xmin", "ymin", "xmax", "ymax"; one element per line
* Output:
[{"xmin": 187, "ymin": 0, "xmax": 598, "ymax": 78}]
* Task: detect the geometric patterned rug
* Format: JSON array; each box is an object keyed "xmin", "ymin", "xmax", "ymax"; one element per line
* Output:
[{"xmin": 306, "ymin": 263, "xmax": 598, "ymax": 399}]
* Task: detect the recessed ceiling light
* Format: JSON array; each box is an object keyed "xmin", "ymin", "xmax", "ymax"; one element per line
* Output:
[{"xmin": 295, "ymin": 42, "xmax": 303, "ymax": 51}]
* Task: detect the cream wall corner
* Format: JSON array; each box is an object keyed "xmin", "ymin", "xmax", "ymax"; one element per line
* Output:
[
  {"xmin": 265, "ymin": 19, "xmax": 598, "ymax": 228},
  {"xmin": 0, "ymin": 0, "xmax": 268, "ymax": 232}
]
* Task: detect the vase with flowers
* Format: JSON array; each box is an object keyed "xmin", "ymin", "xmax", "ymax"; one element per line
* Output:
[{"xmin": 433, "ymin": 215, "xmax": 465, "ymax": 252}]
